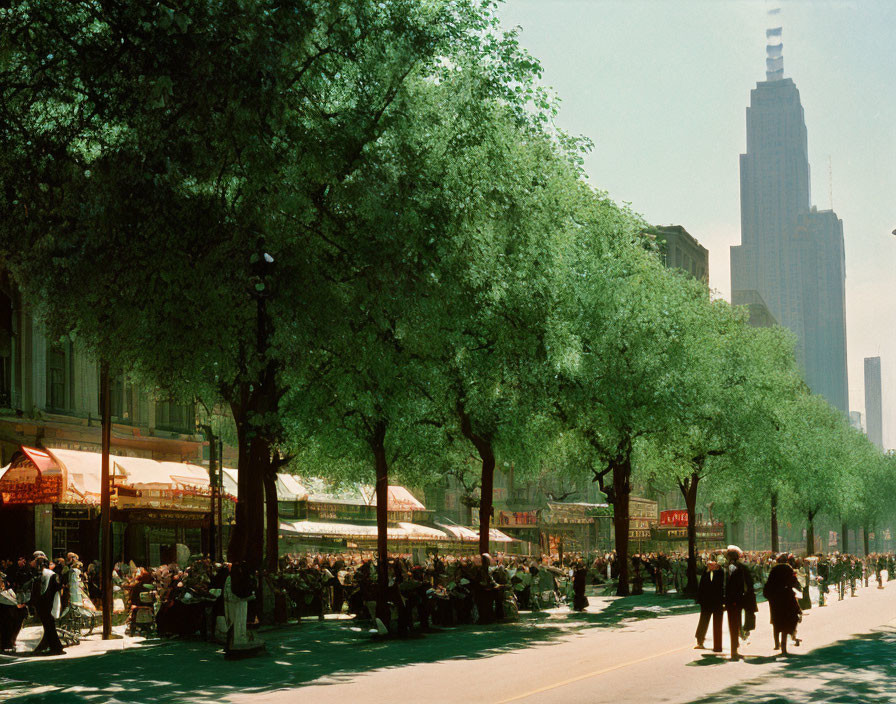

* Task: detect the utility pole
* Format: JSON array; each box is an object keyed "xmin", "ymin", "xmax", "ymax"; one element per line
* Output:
[
  {"xmin": 199, "ymin": 423, "xmax": 218, "ymax": 560},
  {"xmin": 99, "ymin": 361, "xmax": 112, "ymax": 639}
]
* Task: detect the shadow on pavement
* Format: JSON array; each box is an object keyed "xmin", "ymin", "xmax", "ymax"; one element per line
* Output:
[
  {"xmin": 686, "ymin": 624, "xmax": 896, "ymax": 703},
  {"xmin": 0, "ymin": 593, "xmax": 700, "ymax": 703}
]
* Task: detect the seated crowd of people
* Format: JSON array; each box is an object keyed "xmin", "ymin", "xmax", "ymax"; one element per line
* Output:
[{"xmin": 1, "ymin": 547, "xmax": 893, "ymax": 652}]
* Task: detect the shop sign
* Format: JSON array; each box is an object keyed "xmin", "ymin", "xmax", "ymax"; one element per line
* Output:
[
  {"xmin": 696, "ymin": 524, "xmax": 724, "ymax": 540},
  {"xmin": 497, "ymin": 510, "xmax": 538, "ymax": 527},
  {"xmin": 116, "ymin": 509, "xmax": 209, "ymax": 524},
  {"xmin": 659, "ymin": 509, "xmax": 688, "ymax": 527},
  {"xmin": 54, "ymin": 506, "xmax": 91, "ymax": 520},
  {"xmin": 307, "ymin": 502, "xmax": 370, "ymax": 521},
  {"xmin": 629, "ymin": 497, "xmax": 658, "ymax": 520},
  {"xmin": 0, "ymin": 474, "xmax": 63, "ymax": 504}
]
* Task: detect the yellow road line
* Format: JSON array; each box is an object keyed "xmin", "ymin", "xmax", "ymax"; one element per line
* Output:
[{"xmin": 494, "ymin": 644, "xmax": 691, "ymax": 704}]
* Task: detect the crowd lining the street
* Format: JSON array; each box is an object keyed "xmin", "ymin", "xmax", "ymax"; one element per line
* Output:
[{"xmin": 1, "ymin": 548, "xmax": 893, "ymax": 658}]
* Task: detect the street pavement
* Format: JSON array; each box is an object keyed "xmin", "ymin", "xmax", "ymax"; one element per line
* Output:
[
  {"xmin": 2, "ymin": 580, "xmax": 895, "ymax": 703},
  {"xmin": 238, "ymin": 578, "xmax": 896, "ymax": 704}
]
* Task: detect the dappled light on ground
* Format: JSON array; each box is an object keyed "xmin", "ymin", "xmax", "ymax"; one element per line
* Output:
[
  {"xmin": 0, "ymin": 592, "xmax": 698, "ymax": 703},
  {"xmin": 688, "ymin": 624, "xmax": 896, "ymax": 703}
]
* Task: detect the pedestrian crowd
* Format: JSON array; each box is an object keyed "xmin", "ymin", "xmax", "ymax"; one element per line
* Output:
[
  {"xmin": 691, "ymin": 546, "xmax": 895, "ymax": 660},
  {"xmin": 0, "ymin": 550, "xmax": 93, "ymax": 656},
  {"xmin": 1, "ymin": 547, "xmax": 893, "ymax": 658}
]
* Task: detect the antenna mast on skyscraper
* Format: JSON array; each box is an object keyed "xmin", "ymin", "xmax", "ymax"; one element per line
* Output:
[
  {"xmin": 828, "ymin": 155, "xmax": 834, "ymax": 210},
  {"xmin": 766, "ymin": 8, "xmax": 783, "ymax": 81}
]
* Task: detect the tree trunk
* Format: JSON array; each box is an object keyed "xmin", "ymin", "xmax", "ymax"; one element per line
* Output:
[
  {"xmin": 679, "ymin": 471, "xmax": 699, "ymax": 595},
  {"xmin": 863, "ymin": 525, "xmax": 870, "ymax": 556},
  {"xmin": 263, "ymin": 467, "xmax": 279, "ymax": 571},
  {"xmin": 457, "ymin": 405, "xmax": 495, "ymax": 555},
  {"xmin": 611, "ymin": 452, "xmax": 632, "ymax": 597},
  {"xmin": 806, "ymin": 512, "xmax": 815, "ymax": 556},
  {"xmin": 227, "ymin": 395, "xmax": 265, "ymax": 569},
  {"xmin": 770, "ymin": 493, "xmax": 779, "ymax": 553},
  {"xmin": 477, "ymin": 445, "xmax": 495, "ymax": 555},
  {"xmin": 841, "ymin": 521, "xmax": 849, "ymax": 554},
  {"xmin": 371, "ymin": 420, "xmax": 390, "ymax": 626},
  {"xmin": 227, "ymin": 249, "xmax": 279, "ymax": 573}
]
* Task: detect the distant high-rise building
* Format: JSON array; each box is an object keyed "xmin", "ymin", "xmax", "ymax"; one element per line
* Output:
[
  {"xmin": 864, "ymin": 357, "xmax": 883, "ymax": 448},
  {"xmin": 732, "ymin": 289, "xmax": 778, "ymax": 328},
  {"xmin": 730, "ymin": 29, "xmax": 848, "ymax": 413},
  {"xmin": 849, "ymin": 410, "xmax": 863, "ymax": 432}
]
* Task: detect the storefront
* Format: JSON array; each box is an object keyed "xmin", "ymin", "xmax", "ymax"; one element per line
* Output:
[
  {"xmin": 0, "ymin": 446, "xmax": 229, "ymax": 564},
  {"xmin": 228, "ymin": 473, "xmax": 518, "ymax": 554},
  {"xmin": 650, "ymin": 523, "xmax": 726, "ymax": 551}
]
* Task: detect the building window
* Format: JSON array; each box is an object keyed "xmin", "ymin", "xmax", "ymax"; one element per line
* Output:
[
  {"xmin": 155, "ymin": 400, "xmax": 195, "ymax": 434},
  {"xmin": 0, "ymin": 290, "xmax": 12, "ymax": 409},
  {"xmin": 46, "ymin": 343, "xmax": 68, "ymax": 411},
  {"xmin": 109, "ymin": 374, "xmax": 137, "ymax": 424}
]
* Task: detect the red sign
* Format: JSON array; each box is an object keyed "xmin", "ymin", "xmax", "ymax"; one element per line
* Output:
[
  {"xmin": 497, "ymin": 510, "xmax": 538, "ymax": 527},
  {"xmin": 660, "ymin": 509, "xmax": 688, "ymax": 527}
]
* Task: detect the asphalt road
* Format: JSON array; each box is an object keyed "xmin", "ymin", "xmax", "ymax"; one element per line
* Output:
[
  {"xmin": 229, "ymin": 579, "xmax": 896, "ymax": 704},
  {"xmin": 3, "ymin": 579, "xmax": 895, "ymax": 704}
]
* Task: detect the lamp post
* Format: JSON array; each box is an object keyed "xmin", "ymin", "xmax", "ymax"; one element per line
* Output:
[
  {"xmin": 99, "ymin": 361, "xmax": 112, "ymax": 639},
  {"xmin": 199, "ymin": 423, "xmax": 220, "ymax": 561}
]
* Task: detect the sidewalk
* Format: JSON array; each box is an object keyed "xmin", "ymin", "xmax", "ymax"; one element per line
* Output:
[
  {"xmin": 2, "ymin": 580, "xmax": 891, "ymax": 704},
  {"xmin": 1, "ymin": 586, "xmax": 697, "ymax": 662}
]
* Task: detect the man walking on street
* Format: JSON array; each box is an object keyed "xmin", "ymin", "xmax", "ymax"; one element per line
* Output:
[
  {"xmin": 694, "ymin": 557, "xmax": 724, "ymax": 653},
  {"xmin": 724, "ymin": 546, "xmax": 755, "ymax": 661},
  {"xmin": 30, "ymin": 552, "xmax": 64, "ymax": 656}
]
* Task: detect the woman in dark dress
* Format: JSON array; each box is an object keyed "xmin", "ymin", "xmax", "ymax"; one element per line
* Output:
[
  {"xmin": 572, "ymin": 559, "xmax": 589, "ymax": 611},
  {"xmin": 763, "ymin": 553, "xmax": 802, "ymax": 655}
]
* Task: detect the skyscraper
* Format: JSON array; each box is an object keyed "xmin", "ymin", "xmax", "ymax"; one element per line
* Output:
[
  {"xmin": 730, "ymin": 28, "xmax": 848, "ymax": 412},
  {"xmin": 864, "ymin": 357, "xmax": 883, "ymax": 448}
]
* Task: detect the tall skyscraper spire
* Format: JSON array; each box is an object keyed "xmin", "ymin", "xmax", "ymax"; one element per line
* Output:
[
  {"xmin": 766, "ymin": 26, "xmax": 783, "ymax": 81},
  {"xmin": 731, "ymin": 26, "xmax": 849, "ymax": 415}
]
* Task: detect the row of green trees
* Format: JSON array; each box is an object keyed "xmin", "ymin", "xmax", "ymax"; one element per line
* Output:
[{"xmin": 2, "ymin": 1, "xmax": 892, "ymax": 607}]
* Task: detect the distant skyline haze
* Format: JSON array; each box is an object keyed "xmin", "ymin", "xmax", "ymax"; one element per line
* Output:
[{"xmin": 499, "ymin": 0, "xmax": 896, "ymax": 448}]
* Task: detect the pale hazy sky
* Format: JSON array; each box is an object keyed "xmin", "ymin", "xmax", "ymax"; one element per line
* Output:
[{"xmin": 499, "ymin": 0, "xmax": 896, "ymax": 449}]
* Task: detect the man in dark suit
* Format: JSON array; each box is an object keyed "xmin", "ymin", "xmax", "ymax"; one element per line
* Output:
[
  {"xmin": 30, "ymin": 553, "xmax": 64, "ymax": 656},
  {"xmin": 724, "ymin": 546, "xmax": 755, "ymax": 661},
  {"xmin": 695, "ymin": 558, "xmax": 724, "ymax": 652}
]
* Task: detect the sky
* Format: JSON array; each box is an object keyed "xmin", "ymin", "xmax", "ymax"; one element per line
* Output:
[{"xmin": 498, "ymin": 0, "xmax": 896, "ymax": 449}]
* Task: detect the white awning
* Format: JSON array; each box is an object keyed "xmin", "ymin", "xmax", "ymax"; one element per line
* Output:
[
  {"xmin": 438, "ymin": 524, "xmax": 515, "ymax": 543},
  {"xmin": 280, "ymin": 520, "xmax": 454, "ymax": 542},
  {"xmin": 46, "ymin": 448, "xmax": 210, "ymax": 498},
  {"xmin": 219, "ymin": 468, "xmax": 308, "ymax": 502}
]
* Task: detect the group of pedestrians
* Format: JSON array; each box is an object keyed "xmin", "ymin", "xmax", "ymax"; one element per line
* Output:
[
  {"xmin": 0, "ymin": 551, "xmax": 80, "ymax": 656},
  {"xmin": 3, "ymin": 544, "xmax": 893, "ymax": 659},
  {"xmin": 693, "ymin": 546, "xmax": 894, "ymax": 660},
  {"xmin": 238, "ymin": 552, "xmax": 575, "ymax": 637}
]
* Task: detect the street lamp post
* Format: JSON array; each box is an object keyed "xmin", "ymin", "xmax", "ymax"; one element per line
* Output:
[{"xmin": 99, "ymin": 361, "xmax": 112, "ymax": 640}]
